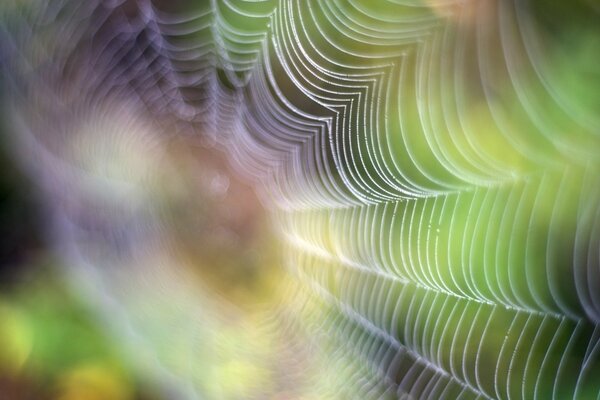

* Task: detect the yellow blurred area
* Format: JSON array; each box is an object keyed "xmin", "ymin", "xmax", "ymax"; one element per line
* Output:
[
  {"xmin": 207, "ymin": 358, "xmax": 271, "ymax": 399},
  {"xmin": 56, "ymin": 364, "xmax": 132, "ymax": 400},
  {"xmin": 0, "ymin": 302, "xmax": 32, "ymax": 375}
]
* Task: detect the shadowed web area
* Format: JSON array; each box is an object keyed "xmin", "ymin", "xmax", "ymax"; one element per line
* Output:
[{"xmin": 1, "ymin": 0, "xmax": 600, "ymax": 399}]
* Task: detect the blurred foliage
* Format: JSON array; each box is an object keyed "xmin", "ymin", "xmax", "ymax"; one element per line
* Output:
[{"xmin": 0, "ymin": 264, "xmax": 163, "ymax": 399}]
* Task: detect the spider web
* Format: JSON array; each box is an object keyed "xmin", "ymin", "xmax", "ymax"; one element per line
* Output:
[{"xmin": 2, "ymin": 0, "xmax": 600, "ymax": 399}]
